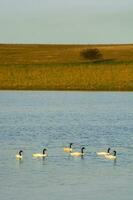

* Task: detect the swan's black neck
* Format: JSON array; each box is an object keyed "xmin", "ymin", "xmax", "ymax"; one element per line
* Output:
[
  {"xmin": 81, "ymin": 147, "xmax": 85, "ymax": 153},
  {"xmin": 43, "ymin": 149, "xmax": 47, "ymax": 154},
  {"xmin": 19, "ymin": 150, "xmax": 23, "ymax": 156},
  {"xmin": 70, "ymin": 143, "xmax": 73, "ymax": 148},
  {"xmin": 113, "ymin": 151, "xmax": 116, "ymax": 156},
  {"xmin": 107, "ymin": 148, "xmax": 110, "ymax": 153}
]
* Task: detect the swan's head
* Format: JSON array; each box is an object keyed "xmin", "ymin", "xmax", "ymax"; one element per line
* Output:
[
  {"xmin": 107, "ymin": 148, "xmax": 111, "ymax": 153},
  {"xmin": 113, "ymin": 150, "xmax": 116, "ymax": 156},
  {"xmin": 43, "ymin": 148, "xmax": 47, "ymax": 154},
  {"xmin": 19, "ymin": 150, "xmax": 23, "ymax": 156},
  {"xmin": 70, "ymin": 143, "xmax": 73, "ymax": 148}
]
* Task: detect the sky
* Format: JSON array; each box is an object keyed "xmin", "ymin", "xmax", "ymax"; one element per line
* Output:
[{"xmin": 0, "ymin": 0, "xmax": 133, "ymax": 44}]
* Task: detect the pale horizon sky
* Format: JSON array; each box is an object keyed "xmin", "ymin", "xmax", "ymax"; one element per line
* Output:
[{"xmin": 0, "ymin": 0, "xmax": 133, "ymax": 44}]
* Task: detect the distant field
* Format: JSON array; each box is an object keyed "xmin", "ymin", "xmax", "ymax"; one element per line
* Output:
[{"xmin": 0, "ymin": 44, "xmax": 133, "ymax": 90}]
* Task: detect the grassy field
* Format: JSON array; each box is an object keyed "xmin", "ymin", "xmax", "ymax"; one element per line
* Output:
[{"xmin": 0, "ymin": 44, "xmax": 133, "ymax": 91}]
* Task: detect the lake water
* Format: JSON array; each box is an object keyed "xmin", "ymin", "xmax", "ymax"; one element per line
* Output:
[{"xmin": 0, "ymin": 91, "xmax": 133, "ymax": 200}]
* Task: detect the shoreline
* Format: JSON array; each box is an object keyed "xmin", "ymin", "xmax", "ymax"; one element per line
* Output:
[{"xmin": 0, "ymin": 89, "xmax": 133, "ymax": 92}]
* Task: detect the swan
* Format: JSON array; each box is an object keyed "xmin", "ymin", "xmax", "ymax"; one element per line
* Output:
[
  {"xmin": 16, "ymin": 150, "xmax": 23, "ymax": 159},
  {"xmin": 70, "ymin": 147, "xmax": 85, "ymax": 157},
  {"xmin": 32, "ymin": 148, "xmax": 48, "ymax": 158},
  {"xmin": 105, "ymin": 150, "xmax": 117, "ymax": 160},
  {"xmin": 97, "ymin": 148, "xmax": 111, "ymax": 156},
  {"xmin": 64, "ymin": 143, "xmax": 73, "ymax": 152}
]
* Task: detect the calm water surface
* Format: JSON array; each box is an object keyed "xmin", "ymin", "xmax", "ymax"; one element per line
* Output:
[{"xmin": 0, "ymin": 91, "xmax": 133, "ymax": 200}]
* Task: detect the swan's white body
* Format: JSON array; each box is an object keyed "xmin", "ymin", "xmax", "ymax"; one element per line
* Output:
[
  {"xmin": 97, "ymin": 148, "xmax": 111, "ymax": 156},
  {"xmin": 105, "ymin": 151, "xmax": 117, "ymax": 160},
  {"xmin": 16, "ymin": 150, "xmax": 23, "ymax": 160},
  {"xmin": 64, "ymin": 147, "xmax": 73, "ymax": 153},
  {"xmin": 32, "ymin": 149, "xmax": 47, "ymax": 158},
  {"xmin": 70, "ymin": 152, "xmax": 84, "ymax": 156},
  {"xmin": 64, "ymin": 143, "xmax": 73, "ymax": 153},
  {"xmin": 32, "ymin": 153, "xmax": 47, "ymax": 158},
  {"xmin": 70, "ymin": 147, "xmax": 85, "ymax": 157},
  {"xmin": 97, "ymin": 152, "xmax": 110, "ymax": 156},
  {"xmin": 105, "ymin": 154, "xmax": 116, "ymax": 160},
  {"xmin": 16, "ymin": 154, "xmax": 22, "ymax": 159}
]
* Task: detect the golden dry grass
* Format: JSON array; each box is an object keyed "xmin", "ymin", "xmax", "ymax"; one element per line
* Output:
[{"xmin": 0, "ymin": 44, "xmax": 133, "ymax": 91}]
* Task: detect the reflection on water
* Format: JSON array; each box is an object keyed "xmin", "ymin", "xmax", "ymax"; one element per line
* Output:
[{"xmin": 0, "ymin": 91, "xmax": 133, "ymax": 200}]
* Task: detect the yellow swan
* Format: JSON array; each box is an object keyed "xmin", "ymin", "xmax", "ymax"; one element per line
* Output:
[
  {"xmin": 64, "ymin": 143, "xmax": 73, "ymax": 152},
  {"xmin": 16, "ymin": 150, "xmax": 23, "ymax": 159},
  {"xmin": 105, "ymin": 150, "xmax": 117, "ymax": 160},
  {"xmin": 97, "ymin": 148, "xmax": 111, "ymax": 156},
  {"xmin": 70, "ymin": 147, "xmax": 85, "ymax": 157},
  {"xmin": 32, "ymin": 148, "xmax": 48, "ymax": 158}
]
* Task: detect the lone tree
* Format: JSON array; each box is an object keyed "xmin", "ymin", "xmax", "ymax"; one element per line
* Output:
[{"xmin": 80, "ymin": 48, "xmax": 102, "ymax": 61}]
